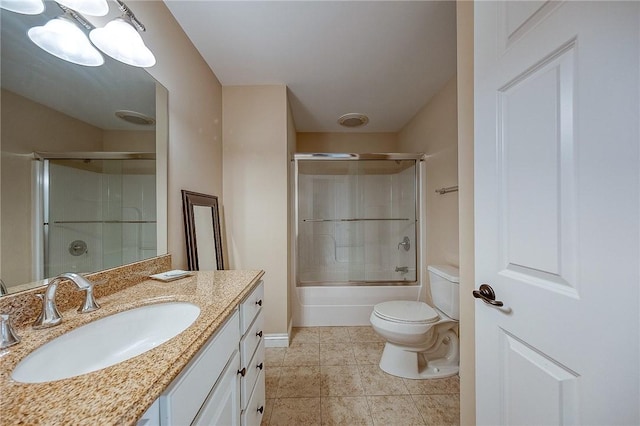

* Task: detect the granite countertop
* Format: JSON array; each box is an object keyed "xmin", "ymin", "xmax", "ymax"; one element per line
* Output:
[{"xmin": 0, "ymin": 269, "xmax": 265, "ymax": 425}]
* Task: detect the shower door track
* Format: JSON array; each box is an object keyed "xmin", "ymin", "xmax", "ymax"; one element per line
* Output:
[
  {"xmin": 49, "ymin": 220, "xmax": 157, "ymax": 224},
  {"xmin": 302, "ymin": 218, "xmax": 412, "ymax": 223},
  {"xmin": 298, "ymin": 280, "xmax": 419, "ymax": 287}
]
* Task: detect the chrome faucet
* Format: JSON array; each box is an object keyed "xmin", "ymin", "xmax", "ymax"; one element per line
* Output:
[
  {"xmin": 33, "ymin": 272, "xmax": 100, "ymax": 329},
  {"xmin": 0, "ymin": 313, "xmax": 21, "ymax": 349}
]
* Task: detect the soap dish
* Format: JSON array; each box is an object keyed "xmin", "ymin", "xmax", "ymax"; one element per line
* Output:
[{"xmin": 150, "ymin": 270, "xmax": 194, "ymax": 282}]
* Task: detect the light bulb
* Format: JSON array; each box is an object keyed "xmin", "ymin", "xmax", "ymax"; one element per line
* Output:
[
  {"xmin": 0, "ymin": 0, "xmax": 44, "ymax": 15},
  {"xmin": 28, "ymin": 17, "xmax": 104, "ymax": 67},
  {"xmin": 56, "ymin": 0, "xmax": 109, "ymax": 16},
  {"xmin": 90, "ymin": 18, "xmax": 156, "ymax": 68}
]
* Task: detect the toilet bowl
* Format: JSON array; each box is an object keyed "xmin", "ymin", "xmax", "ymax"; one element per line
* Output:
[{"xmin": 370, "ymin": 265, "xmax": 460, "ymax": 379}]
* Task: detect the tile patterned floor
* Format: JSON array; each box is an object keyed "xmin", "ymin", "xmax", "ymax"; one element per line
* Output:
[{"xmin": 261, "ymin": 326, "xmax": 460, "ymax": 426}]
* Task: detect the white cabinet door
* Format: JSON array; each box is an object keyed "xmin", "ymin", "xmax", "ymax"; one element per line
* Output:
[
  {"xmin": 474, "ymin": 2, "xmax": 639, "ymax": 425},
  {"xmin": 193, "ymin": 351, "xmax": 241, "ymax": 426}
]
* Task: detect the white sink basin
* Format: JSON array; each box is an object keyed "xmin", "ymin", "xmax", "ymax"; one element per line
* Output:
[{"xmin": 12, "ymin": 302, "xmax": 200, "ymax": 383}]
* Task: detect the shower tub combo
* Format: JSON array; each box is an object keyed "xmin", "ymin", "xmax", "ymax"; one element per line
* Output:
[{"xmin": 292, "ymin": 153, "xmax": 426, "ymax": 326}]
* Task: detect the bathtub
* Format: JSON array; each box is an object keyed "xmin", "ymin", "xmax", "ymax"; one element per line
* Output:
[{"xmin": 293, "ymin": 281, "xmax": 422, "ymax": 327}]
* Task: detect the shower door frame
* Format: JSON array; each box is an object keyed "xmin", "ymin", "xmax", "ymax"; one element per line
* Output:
[
  {"xmin": 293, "ymin": 152, "xmax": 426, "ymax": 287},
  {"xmin": 33, "ymin": 151, "xmax": 156, "ymax": 280}
]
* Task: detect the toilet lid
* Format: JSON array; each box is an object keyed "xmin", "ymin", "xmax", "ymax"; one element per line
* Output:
[{"xmin": 374, "ymin": 301, "xmax": 439, "ymax": 323}]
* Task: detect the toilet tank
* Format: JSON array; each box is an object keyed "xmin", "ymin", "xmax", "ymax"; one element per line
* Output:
[{"xmin": 427, "ymin": 265, "xmax": 460, "ymax": 320}]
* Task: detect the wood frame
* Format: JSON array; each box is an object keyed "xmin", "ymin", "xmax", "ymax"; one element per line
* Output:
[{"xmin": 181, "ymin": 190, "xmax": 224, "ymax": 271}]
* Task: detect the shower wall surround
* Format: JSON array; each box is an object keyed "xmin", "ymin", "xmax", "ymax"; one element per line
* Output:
[
  {"xmin": 296, "ymin": 156, "xmax": 420, "ymax": 285},
  {"xmin": 45, "ymin": 159, "xmax": 157, "ymax": 278}
]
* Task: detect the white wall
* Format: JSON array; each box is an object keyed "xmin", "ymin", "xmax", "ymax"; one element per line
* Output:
[
  {"xmin": 297, "ymin": 132, "xmax": 398, "ymax": 153},
  {"xmin": 131, "ymin": 2, "xmax": 223, "ymax": 269},
  {"xmin": 398, "ymin": 77, "xmax": 459, "ymax": 272},
  {"xmin": 223, "ymin": 85, "xmax": 290, "ymax": 335},
  {"xmin": 457, "ymin": 1, "xmax": 475, "ymax": 424}
]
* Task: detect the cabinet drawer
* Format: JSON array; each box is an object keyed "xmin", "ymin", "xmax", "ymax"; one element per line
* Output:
[
  {"xmin": 240, "ymin": 311, "xmax": 264, "ymax": 363},
  {"xmin": 241, "ymin": 342, "xmax": 265, "ymax": 409},
  {"xmin": 161, "ymin": 310, "xmax": 240, "ymax": 426},
  {"xmin": 241, "ymin": 370, "xmax": 265, "ymax": 426},
  {"xmin": 240, "ymin": 281, "xmax": 264, "ymax": 334},
  {"xmin": 192, "ymin": 351, "xmax": 240, "ymax": 426}
]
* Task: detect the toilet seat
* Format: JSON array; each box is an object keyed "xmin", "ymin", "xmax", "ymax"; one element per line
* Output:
[{"xmin": 373, "ymin": 301, "xmax": 439, "ymax": 324}]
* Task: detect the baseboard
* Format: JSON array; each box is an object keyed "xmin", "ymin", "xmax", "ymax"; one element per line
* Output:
[
  {"xmin": 264, "ymin": 333, "xmax": 289, "ymax": 347},
  {"xmin": 264, "ymin": 318, "xmax": 293, "ymax": 347}
]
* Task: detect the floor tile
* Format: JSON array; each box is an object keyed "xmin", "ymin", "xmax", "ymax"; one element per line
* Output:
[
  {"xmin": 264, "ymin": 327, "xmax": 459, "ymax": 426},
  {"xmin": 367, "ymin": 395, "xmax": 425, "ymax": 425},
  {"xmin": 269, "ymin": 397, "xmax": 321, "ymax": 426},
  {"xmin": 265, "ymin": 366, "xmax": 281, "ymax": 397},
  {"xmin": 346, "ymin": 326, "xmax": 384, "ymax": 343},
  {"xmin": 320, "ymin": 365, "xmax": 365, "ymax": 397},
  {"xmin": 403, "ymin": 375, "xmax": 460, "ymax": 395},
  {"xmin": 351, "ymin": 342, "xmax": 385, "ymax": 365},
  {"xmin": 318, "ymin": 327, "xmax": 351, "ymax": 343},
  {"xmin": 283, "ymin": 343, "xmax": 319, "ymax": 366},
  {"xmin": 413, "ymin": 393, "xmax": 460, "ymax": 426},
  {"xmin": 277, "ymin": 366, "xmax": 321, "ymax": 398},
  {"xmin": 358, "ymin": 364, "xmax": 410, "ymax": 396},
  {"xmin": 321, "ymin": 396, "xmax": 373, "ymax": 425},
  {"xmin": 290, "ymin": 327, "xmax": 320, "ymax": 345},
  {"xmin": 260, "ymin": 399, "xmax": 275, "ymax": 426},
  {"xmin": 320, "ymin": 343, "xmax": 357, "ymax": 365},
  {"xmin": 265, "ymin": 347, "xmax": 287, "ymax": 367}
]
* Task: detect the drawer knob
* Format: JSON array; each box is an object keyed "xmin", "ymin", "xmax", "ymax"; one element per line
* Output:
[
  {"xmin": 256, "ymin": 299, "xmax": 263, "ymax": 307},
  {"xmin": 256, "ymin": 330, "xmax": 263, "ymax": 338},
  {"xmin": 237, "ymin": 367, "xmax": 246, "ymax": 377},
  {"xmin": 257, "ymin": 406, "xmax": 264, "ymax": 414},
  {"xmin": 257, "ymin": 362, "xmax": 264, "ymax": 370}
]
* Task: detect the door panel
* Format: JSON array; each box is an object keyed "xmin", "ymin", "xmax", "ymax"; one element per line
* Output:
[
  {"xmin": 475, "ymin": 2, "xmax": 639, "ymax": 425},
  {"xmin": 500, "ymin": 330, "xmax": 579, "ymax": 426},
  {"xmin": 498, "ymin": 42, "xmax": 578, "ymax": 296}
]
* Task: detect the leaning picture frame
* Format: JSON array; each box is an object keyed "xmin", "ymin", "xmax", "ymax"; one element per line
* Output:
[{"xmin": 181, "ymin": 190, "xmax": 224, "ymax": 271}]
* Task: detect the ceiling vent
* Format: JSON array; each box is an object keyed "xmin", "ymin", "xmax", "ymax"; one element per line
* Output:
[
  {"xmin": 115, "ymin": 110, "xmax": 155, "ymax": 126},
  {"xmin": 338, "ymin": 113, "xmax": 369, "ymax": 128}
]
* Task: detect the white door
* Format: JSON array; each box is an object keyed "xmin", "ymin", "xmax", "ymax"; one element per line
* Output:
[{"xmin": 474, "ymin": 2, "xmax": 639, "ymax": 425}]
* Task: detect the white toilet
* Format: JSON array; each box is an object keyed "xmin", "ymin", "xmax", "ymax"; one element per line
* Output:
[{"xmin": 370, "ymin": 265, "xmax": 460, "ymax": 379}]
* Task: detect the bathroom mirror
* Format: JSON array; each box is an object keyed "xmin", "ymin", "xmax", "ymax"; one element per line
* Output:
[
  {"xmin": 0, "ymin": 4, "xmax": 168, "ymax": 294},
  {"xmin": 181, "ymin": 190, "xmax": 224, "ymax": 271}
]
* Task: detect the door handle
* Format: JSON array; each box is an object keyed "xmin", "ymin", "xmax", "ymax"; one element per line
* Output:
[{"xmin": 473, "ymin": 284, "xmax": 504, "ymax": 307}]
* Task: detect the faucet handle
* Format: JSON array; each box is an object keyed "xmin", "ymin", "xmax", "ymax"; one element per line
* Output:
[
  {"xmin": 78, "ymin": 285, "xmax": 100, "ymax": 313},
  {"xmin": 1, "ymin": 313, "xmax": 21, "ymax": 349}
]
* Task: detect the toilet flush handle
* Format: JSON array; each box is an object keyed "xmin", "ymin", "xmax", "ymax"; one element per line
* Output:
[{"xmin": 472, "ymin": 284, "xmax": 504, "ymax": 307}]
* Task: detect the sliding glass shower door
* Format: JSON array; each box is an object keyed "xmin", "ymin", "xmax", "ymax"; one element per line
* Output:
[
  {"xmin": 295, "ymin": 154, "xmax": 421, "ymax": 286},
  {"xmin": 44, "ymin": 158, "xmax": 156, "ymax": 278}
]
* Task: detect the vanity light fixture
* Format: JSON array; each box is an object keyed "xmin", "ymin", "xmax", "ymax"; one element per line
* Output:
[
  {"xmin": 22, "ymin": 0, "xmax": 155, "ymax": 68},
  {"xmin": 56, "ymin": 0, "xmax": 109, "ymax": 17},
  {"xmin": 27, "ymin": 8, "xmax": 104, "ymax": 67},
  {"xmin": 89, "ymin": 0, "xmax": 156, "ymax": 68},
  {"xmin": 0, "ymin": 0, "xmax": 45, "ymax": 15}
]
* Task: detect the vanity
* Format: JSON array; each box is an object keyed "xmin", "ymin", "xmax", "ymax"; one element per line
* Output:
[
  {"xmin": 141, "ymin": 277, "xmax": 266, "ymax": 425},
  {"xmin": 0, "ymin": 267, "xmax": 265, "ymax": 425}
]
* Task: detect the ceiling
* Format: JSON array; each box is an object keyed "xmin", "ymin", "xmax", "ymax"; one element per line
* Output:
[{"xmin": 164, "ymin": 1, "xmax": 457, "ymax": 133}]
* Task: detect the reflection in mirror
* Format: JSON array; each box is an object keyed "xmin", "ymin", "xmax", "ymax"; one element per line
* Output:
[
  {"xmin": 193, "ymin": 206, "xmax": 217, "ymax": 270},
  {"xmin": 181, "ymin": 190, "xmax": 224, "ymax": 271},
  {"xmin": 0, "ymin": 3, "xmax": 168, "ymax": 295}
]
